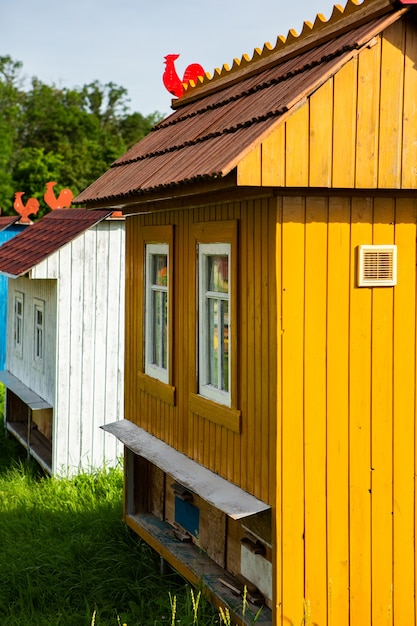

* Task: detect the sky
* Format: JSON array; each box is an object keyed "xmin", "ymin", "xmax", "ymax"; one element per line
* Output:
[{"xmin": 2, "ymin": 0, "xmax": 342, "ymax": 119}]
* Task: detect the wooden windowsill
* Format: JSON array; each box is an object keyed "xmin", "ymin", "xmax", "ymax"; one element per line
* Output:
[
  {"xmin": 189, "ymin": 393, "xmax": 241, "ymax": 433},
  {"xmin": 137, "ymin": 372, "xmax": 176, "ymax": 406}
]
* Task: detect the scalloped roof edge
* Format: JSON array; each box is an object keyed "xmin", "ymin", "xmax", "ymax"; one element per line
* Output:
[{"xmin": 173, "ymin": 0, "xmax": 397, "ymax": 107}]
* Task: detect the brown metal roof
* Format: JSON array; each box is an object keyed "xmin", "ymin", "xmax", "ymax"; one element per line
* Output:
[
  {"xmin": 0, "ymin": 216, "xmax": 19, "ymax": 232},
  {"xmin": 0, "ymin": 209, "xmax": 113, "ymax": 277},
  {"xmin": 74, "ymin": 6, "xmax": 404, "ymax": 206}
]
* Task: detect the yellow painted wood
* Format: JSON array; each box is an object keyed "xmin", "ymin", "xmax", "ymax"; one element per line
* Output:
[
  {"xmin": 285, "ymin": 103, "xmax": 309, "ymax": 187},
  {"xmin": 309, "ymin": 81, "xmax": 333, "ymax": 187},
  {"xmin": 253, "ymin": 199, "xmax": 263, "ymax": 497},
  {"xmin": 355, "ymin": 37, "xmax": 381, "ymax": 188},
  {"xmin": 303, "ymin": 196, "xmax": 328, "ymax": 624},
  {"xmin": 392, "ymin": 198, "xmax": 416, "ymax": 625},
  {"xmin": 189, "ymin": 394, "xmax": 241, "ymax": 433},
  {"xmin": 326, "ymin": 197, "xmax": 350, "ymax": 626},
  {"xmin": 137, "ymin": 373, "xmax": 175, "ymax": 405},
  {"xmin": 237, "ymin": 145, "xmax": 261, "ymax": 186},
  {"xmin": 244, "ymin": 200, "xmax": 256, "ymax": 493},
  {"xmin": 402, "ymin": 19, "xmax": 417, "ymax": 189},
  {"xmin": 125, "ymin": 178, "xmax": 417, "ymax": 626},
  {"xmin": 378, "ymin": 22, "xmax": 405, "ymax": 188},
  {"xmin": 262, "ymin": 125, "xmax": 286, "ymax": 187},
  {"xmin": 333, "ymin": 57, "xmax": 357, "ymax": 188},
  {"xmin": 281, "ymin": 195, "xmax": 306, "ymax": 624},
  {"xmin": 349, "ymin": 197, "xmax": 373, "ymax": 625},
  {"xmin": 262, "ymin": 199, "xmax": 276, "ymax": 503},
  {"xmin": 274, "ymin": 196, "xmax": 283, "ymax": 624},
  {"xmin": 370, "ymin": 198, "xmax": 394, "ymax": 625}
]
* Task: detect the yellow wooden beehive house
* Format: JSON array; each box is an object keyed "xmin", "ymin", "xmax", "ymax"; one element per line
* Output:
[{"xmin": 75, "ymin": 0, "xmax": 417, "ymax": 623}]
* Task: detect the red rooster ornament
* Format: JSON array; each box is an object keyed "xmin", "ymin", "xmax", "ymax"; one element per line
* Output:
[
  {"xmin": 13, "ymin": 192, "xmax": 39, "ymax": 224},
  {"xmin": 163, "ymin": 54, "xmax": 205, "ymax": 98},
  {"xmin": 44, "ymin": 181, "xmax": 73, "ymax": 210}
]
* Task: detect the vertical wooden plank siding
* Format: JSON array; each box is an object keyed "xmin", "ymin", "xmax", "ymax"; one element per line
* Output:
[
  {"xmin": 378, "ymin": 22, "xmax": 405, "ymax": 188},
  {"xmin": 239, "ymin": 19, "xmax": 417, "ymax": 192},
  {"xmin": 125, "ymin": 199, "xmax": 277, "ymax": 506},
  {"xmin": 252, "ymin": 199, "xmax": 263, "ymax": 496},
  {"xmin": 326, "ymin": 197, "xmax": 350, "ymax": 626},
  {"xmin": 124, "ymin": 190, "xmax": 417, "ymax": 625},
  {"xmin": 402, "ymin": 19, "xmax": 417, "ymax": 188},
  {"xmin": 237, "ymin": 145, "xmax": 261, "ymax": 186},
  {"xmin": 278, "ymin": 194, "xmax": 417, "ymax": 625},
  {"xmin": 280, "ymin": 196, "xmax": 306, "ymax": 623},
  {"xmin": 355, "ymin": 38, "xmax": 381, "ymax": 188},
  {"xmin": 348, "ymin": 198, "xmax": 373, "ymax": 625},
  {"xmin": 303, "ymin": 197, "xmax": 328, "ymax": 624},
  {"xmin": 370, "ymin": 198, "xmax": 394, "ymax": 624},
  {"xmin": 262, "ymin": 125, "xmax": 286, "ymax": 187},
  {"xmin": 274, "ymin": 196, "xmax": 283, "ymax": 624},
  {"xmin": 309, "ymin": 82, "xmax": 333, "ymax": 187},
  {"xmin": 285, "ymin": 105, "xmax": 309, "ymax": 187},
  {"xmin": 332, "ymin": 58, "xmax": 357, "ymax": 188},
  {"xmin": 392, "ymin": 199, "xmax": 416, "ymax": 625}
]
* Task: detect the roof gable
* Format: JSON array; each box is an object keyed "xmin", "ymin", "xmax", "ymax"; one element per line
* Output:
[
  {"xmin": 0, "ymin": 209, "xmax": 113, "ymax": 277},
  {"xmin": 74, "ymin": 1, "xmax": 412, "ymax": 206}
]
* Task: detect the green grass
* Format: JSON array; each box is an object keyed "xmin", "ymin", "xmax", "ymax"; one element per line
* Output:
[{"xmin": 0, "ymin": 384, "xmax": 217, "ymax": 625}]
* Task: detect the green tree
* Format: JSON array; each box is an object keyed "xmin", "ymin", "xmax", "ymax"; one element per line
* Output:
[{"xmin": 0, "ymin": 56, "xmax": 162, "ymax": 216}]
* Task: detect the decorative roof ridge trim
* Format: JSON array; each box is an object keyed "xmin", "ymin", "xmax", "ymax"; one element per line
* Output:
[
  {"xmin": 173, "ymin": 0, "xmax": 395, "ymax": 107},
  {"xmin": 152, "ymin": 43, "xmax": 356, "ymax": 133},
  {"xmin": 112, "ymin": 108, "xmax": 288, "ymax": 168}
]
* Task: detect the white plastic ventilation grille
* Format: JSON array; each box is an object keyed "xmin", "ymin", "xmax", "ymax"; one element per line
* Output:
[{"xmin": 358, "ymin": 245, "xmax": 397, "ymax": 287}]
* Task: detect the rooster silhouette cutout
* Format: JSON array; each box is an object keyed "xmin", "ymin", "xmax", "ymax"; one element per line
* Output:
[
  {"xmin": 163, "ymin": 54, "xmax": 205, "ymax": 98},
  {"xmin": 44, "ymin": 181, "xmax": 73, "ymax": 210},
  {"xmin": 13, "ymin": 192, "xmax": 39, "ymax": 224}
]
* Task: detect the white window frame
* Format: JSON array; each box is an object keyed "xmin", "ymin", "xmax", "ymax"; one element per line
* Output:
[
  {"xmin": 33, "ymin": 298, "xmax": 44, "ymax": 368},
  {"xmin": 198, "ymin": 242, "xmax": 231, "ymax": 406},
  {"xmin": 13, "ymin": 291, "xmax": 24, "ymax": 358},
  {"xmin": 144, "ymin": 243, "xmax": 169, "ymax": 384}
]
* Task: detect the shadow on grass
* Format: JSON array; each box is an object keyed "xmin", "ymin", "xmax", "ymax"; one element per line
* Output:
[{"xmin": 0, "ymin": 419, "xmax": 217, "ymax": 626}]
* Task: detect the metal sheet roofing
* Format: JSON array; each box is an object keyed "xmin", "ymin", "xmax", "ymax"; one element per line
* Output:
[
  {"xmin": 0, "ymin": 216, "xmax": 19, "ymax": 232},
  {"xmin": 74, "ymin": 1, "xmax": 405, "ymax": 206},
  {"xmin": 0, "ymin": 209, "xmax": 113, "ymax": 277}
]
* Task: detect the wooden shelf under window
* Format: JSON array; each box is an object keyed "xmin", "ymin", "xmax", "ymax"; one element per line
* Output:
[
  {"xmin": 137, "ymin": 371, "xmax": 176, "ymax": 405},
  {"xmin": 189, "ymin": 393, "xmax": 241, "ymax": 433}
]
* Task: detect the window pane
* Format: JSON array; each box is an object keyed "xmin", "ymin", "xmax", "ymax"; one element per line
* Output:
[
  {"xmin": 222, "ymin": 300, "xmax": 229, "ymax": 392},
  {"xmin": 153, "ymin": 254, "xmax": 168, "ymax": 286},
  {"xmin": 152, "ymin": 290, "xmax": 167, "ymax": 369},
  {"xmin": 207, "ymin": 298, "xmax": 229, "ymax": 391},
  {"xmin": 208, "ymin": 298, "xmax": 219, "ymax": 386},
  {"xmin": 208, "ymin": 256, "xmax": 228, "ymax": 293}
]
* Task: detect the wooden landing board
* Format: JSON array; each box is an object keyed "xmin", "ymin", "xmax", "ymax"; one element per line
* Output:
[
  {"xmin": 0, "ymin": 370, "xmax": 52, "ymax": 410},
  {"xmin": 103, "ymin": 420, "xmax": 270, "ymax": 519},
  {"xmin": 126, "ymin": 512, "xmax": 272, "ymax": 625}
]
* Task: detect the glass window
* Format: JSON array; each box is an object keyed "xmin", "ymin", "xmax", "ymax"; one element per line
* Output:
[
  {"xmin": 33, "ymin": 299, "xmax": 44, "ymax": 365},
  {"xmin": 14, "ymin": 292, "xmax": 24, "ymax": 357},
  {"xmin": 198, "ymin": 243, "xmax": 231, "ymax": 406},
  {"xmin": 145, "ymin": 244, "xmax": 169, "ymax": 383}
]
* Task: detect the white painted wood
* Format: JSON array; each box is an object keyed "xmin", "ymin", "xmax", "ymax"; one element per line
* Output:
[
  {"xmin": 5, "ymin": 217, "xmax": 125, "ymax": 475},
  {"xmin": 241, "ymin": 545, "xmax": 273, "ymax": 601}
]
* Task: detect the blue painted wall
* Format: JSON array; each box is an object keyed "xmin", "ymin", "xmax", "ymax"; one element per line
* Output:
[{"xmin": 0, "ymin": 224, "xmax": 27, "ymax": 370}]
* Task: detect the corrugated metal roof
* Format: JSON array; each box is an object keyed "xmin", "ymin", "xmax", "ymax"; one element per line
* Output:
[
  {"xmin": 0, "ymin": 216, "xmax": 19, "ymax": 232},
  {"xmin": 0, "ymin": 209, "xmax": 113, "ymax": 277},
  {"xmin": 74, "ymin": 3, "xmax": 404, "ymax": 206}
]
